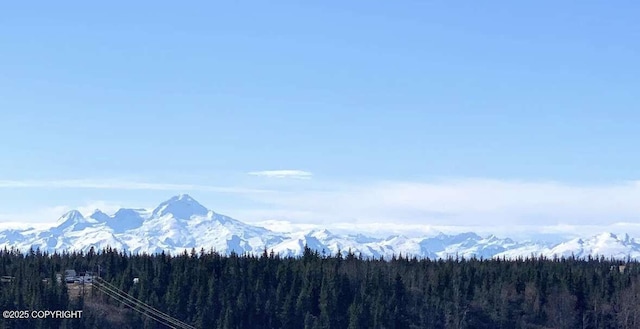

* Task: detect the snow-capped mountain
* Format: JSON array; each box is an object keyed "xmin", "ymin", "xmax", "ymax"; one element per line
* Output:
[
  {"xmin": 0, "ymin": 194, "xmax": 286, "ymax": 255},
  {"xmin": 1, "ymin": 194, "xmax": 640, "ymax": 260},
  {"xmin": 495, "ymin": 232, "xmax": 640, "ymax": 260}
]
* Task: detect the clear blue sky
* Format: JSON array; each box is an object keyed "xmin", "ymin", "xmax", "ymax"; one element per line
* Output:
[{"xmin": 1, "ymin": 1, "xmax": 640, "ymax": 233}]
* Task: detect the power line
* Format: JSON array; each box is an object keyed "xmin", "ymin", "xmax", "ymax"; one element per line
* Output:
[
  {"xmin": 91, "ymin": 282, "xmax": 176, "ymax": 328},
  {"xmin": 92, "ymin": 283, "xmax": 179, "ymax": 329},
  {"xmin": 93, "ymin": 278, "xmax": 195, "ymax": 329},
  {"xmin": 92, "ymin": 277, "xmax": 197, "ymax": 329},
  {"xmin": 92, "ymin": 279, "xmax": 192, "ymax": 329}
]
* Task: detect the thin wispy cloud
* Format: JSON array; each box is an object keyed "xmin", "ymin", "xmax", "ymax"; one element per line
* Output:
[
  {"xmin": 235, "ymin": 178, "xmax": 640, "ymax": 236},
  {"xmin": 0, "ymin": 179, "xmax": 273, "ymax": 194},
  {"xmin": 0, "ymin": 201, "xmax": 126, "ymax": 230},
  {"xmin": 247, "ymin": 170, "xmax": 313, "ymax": 179},
  {"xmin": 4, "ymin": 177, "xmax": 640, "ymax": 238}
]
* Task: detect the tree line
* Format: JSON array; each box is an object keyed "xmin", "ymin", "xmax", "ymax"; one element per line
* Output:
[{"xmin": 1, "ymin": 246, "xmax": 640, "ymax": 328}]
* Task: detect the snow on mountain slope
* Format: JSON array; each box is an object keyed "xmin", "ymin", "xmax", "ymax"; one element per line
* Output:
[
  {"xmin": 271, "ymin": 229, "xmax": 395, "ymax": 258},
  {"xmin": 119, "ymin": 195, "xmax": 286, "ymax": 254},
  {"xmin": 378, "ymin": 233, "xmax": 525, "ymax": 259},
  {"xmin": 493, "ymin": 233, "xmax": 640, "ymax": 260},
  {"xmin": 53, "ymin": 210, "xmax": 100, "ymax": 233},
  {"xmin": 545, "ymin": 232, "xmax": 640, "ymax": 259},
  {"xmin": 152, "ymin": 194, "xmax": 208, "ymax": 219},
  {"xmin": 380, "ymin": 235, "xmax": 426, "ymax": 258},
  {"xmin": 0, "ymin": 194, "xmax": 286, "ymax": 255},
  {"xmin": 0, "ymin": 229, "xmax": 30, "ymax": 245},
  {"xmin": 270, "ymin": 230, "xmax": 532, "ymax": 260},
  {"xmin": 4, "ymin": 223, "xmax": 125, "ymax": 253},
  {"xmin": 104, "ymin": 208, "xmax": 148, "ymax": 233},
  {"xmin": 493, "ymin": 243, "xmax": 553, "ymax": 260},
  {"xmin": 436, "ymin": 234, "xmax": 522, "ymax": 259},
  {"xmin": 88, "ymin": 209, "xmax": 111, "ymax": 223},
  {"xmin": 2, "ymin": 195, "xmax": 640, "ymax": 260}
]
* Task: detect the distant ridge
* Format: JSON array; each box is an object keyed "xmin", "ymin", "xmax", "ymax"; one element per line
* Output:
[{"xmin": 1, "ymin": 195, "xmax": 640, "ymax": 260}]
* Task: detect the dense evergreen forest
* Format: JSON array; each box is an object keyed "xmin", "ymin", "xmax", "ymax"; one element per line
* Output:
[{"xmin": 1, "ymin": 246, "xmax": 640, "ymax": 329}]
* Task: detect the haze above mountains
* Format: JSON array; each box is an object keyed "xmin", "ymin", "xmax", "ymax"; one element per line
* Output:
[{"xmin": 1, "ymin": 194, "xmax": 640, "ymax": 260}]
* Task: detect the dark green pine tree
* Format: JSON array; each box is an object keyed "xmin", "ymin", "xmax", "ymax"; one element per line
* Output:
[{"xmin": 347, "ymin": 293, "xmax": 369, "ymax": 329}]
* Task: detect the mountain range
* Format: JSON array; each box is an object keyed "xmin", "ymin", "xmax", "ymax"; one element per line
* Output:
[{"xmin": 1, "ymin": 194, "xmax": 640, "ymax": 260}]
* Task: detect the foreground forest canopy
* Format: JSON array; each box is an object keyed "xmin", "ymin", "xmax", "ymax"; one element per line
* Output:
[{"xmin": 1, "ymin": 247, "xmax": 640, "ymax": 329}]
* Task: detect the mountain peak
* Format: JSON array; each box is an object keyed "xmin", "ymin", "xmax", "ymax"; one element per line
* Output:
[
  {"xmin": 89, "ymin": 209, "xmax": 110, "ymax": 222},
  {"xmin": 114, "ymin": 208, "xmax": 146, "ymax": 216},
  {"xmin": 597, "ymin": 232, "xmax": 617, "ymax": 239},
  {"xmin": 109, "ymin": 208, "xmax": 146, "ymax": 232},
  {"xmin": 58, "ymin": 210, "xmax": 85, "ymax": 223},
  {"xmin": 152, "ymin": 194, "xmax": 209, "ymax": 219},
  {"xmin": 166, "ymin": 194, "xmax": 198, "ymax": 204},
  {"xmin": 55, "ymin": 210, "xmax": 97, "ymax": 231},
  {"xmin": 178, "ymin": 193, "xmax": 193, "ymax": 200},
  {"xmin": 307, "ymin": 229, "xmax": 333, "ymax": 237}
]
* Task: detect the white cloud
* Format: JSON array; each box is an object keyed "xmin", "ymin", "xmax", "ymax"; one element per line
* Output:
[
  {"xmin": 242, "ymin": 219, "xmax": 619, "ymax": 242},
  {"xmin": 235, "ymin": 178, "xmax": 640, "ymax": 236},
  {"xmin": 3, "ymin": 176, "xmax": 640, "ymax": 239},
  {"xmin": 74, "ymin": 201, "xmax": 126, "ymax": 217},
  {"xmin": 247, "ymin": 170, "xmax": 313, "ymax": 179},
  {"xmin": 0, "ymin": 201, "xmax": 127, "ymax": 229},
  {"xmin": 0, "ymin": 179, "xmax": 272, "ymax": 194},
  {"xmin": 247, "ymin": 219, "xmax": 321, "ymax": 233}
]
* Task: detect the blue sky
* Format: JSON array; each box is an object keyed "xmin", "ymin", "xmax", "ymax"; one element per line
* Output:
[{"xmin": 1, "ymin": 1, "xmax": 640, "ymax": 237}]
